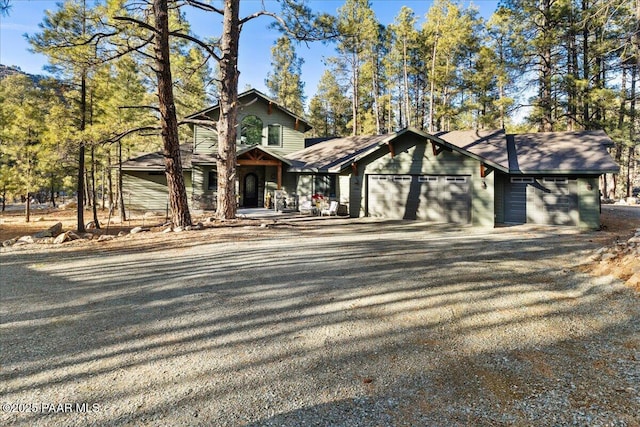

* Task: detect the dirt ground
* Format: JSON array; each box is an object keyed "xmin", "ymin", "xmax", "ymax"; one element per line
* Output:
[
  {"xmin": 2, "ymin": 203, "xmax": 638, "ymax": 288},
  {"xmin": 1, "ymin": 205, "xmax": 639, "ymax": 426}
]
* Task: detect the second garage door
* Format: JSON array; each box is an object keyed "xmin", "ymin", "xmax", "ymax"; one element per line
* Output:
[{"xmin": 367, "ymin": 174, "xmax": 471, "ymax": 223}]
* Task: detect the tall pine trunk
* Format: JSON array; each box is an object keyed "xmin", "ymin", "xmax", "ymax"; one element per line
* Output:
[
  {"xmin": 153, "ymin": 0, "xmax": 192, "ymax": 227},
  {"xmin": 77, "ymin": 71, "xmax": 86, "ymax": 232},
  {"xmin": 118, "ymin": 141, "xmax": 126, "ymax": 221},
  {"xmin": 216, "ymin": 0, "xmax": 241, "ymax": 220},
  {"xmin": 91, "ymin": 145, "xmax": 100, "ymax": 229}
]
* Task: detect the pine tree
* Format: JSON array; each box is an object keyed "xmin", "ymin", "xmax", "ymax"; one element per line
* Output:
[{"xmin": 265, "ymin": 36, "xmax": 305, "ymax": 116}]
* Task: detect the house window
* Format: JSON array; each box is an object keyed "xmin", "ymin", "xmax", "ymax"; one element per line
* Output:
[
  {"xmin": 208, "ymin": 170, "xmax": 218, "ymax": 191},
  {"xmin": 240, "ymin": 115, "xmax": 263, "ymax": 146},
  {"xmin": 314, "ymin": 175, "xmax": 336, "ymax": 198},
  {"xmin": 267, "ymin": 124, "xmax": 282, "ymax": 146}
]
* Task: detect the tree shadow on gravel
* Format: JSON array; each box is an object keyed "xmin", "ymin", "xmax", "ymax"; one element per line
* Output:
[{"xmin": 1, "ymin": 223, "xmax": 637, "ymax": 426}]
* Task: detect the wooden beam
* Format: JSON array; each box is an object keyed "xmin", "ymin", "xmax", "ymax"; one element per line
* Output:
[
  {"xmin": 295, "ymin": 118, "xmax": 299, "ymax": 131},
  {"xmin": 268, "ymin": 102, "xmax": 272, "ymax": 115},
  {"xmin": 351, "ymin": 162, "xmax": 358, "ymax": 175},
  {"xmin": 387, "ymin": 141, "xmax": 395, "ymax": 158},
  {"xmin": 480, "ymin": 164, "xmax": 487, "ymax": 178},
  {"xmin": 431, "ymin": 141, "xmax": 442, "ymax": 156}
]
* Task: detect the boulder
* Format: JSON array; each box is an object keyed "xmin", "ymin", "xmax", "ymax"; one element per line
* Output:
[
  {"xmin": 97, "ymin": 234, "xmax": 115, "ymax": 242},
  {"xmin": 54, "ymin": 232, "xmax": 69, "ymax": 244},
  {"xmin": 34, "ymin": 222, "xmax": 63, "ymax": 238},
  {"xmin": 18, "ymin": 235, "xmax": 35, "ymax": 244},
  {"xmin": 2, "ymin": 239, "xmax": 16, "ymax": 247},
  {"xmin": 130, "ymin": 226, "xmax": 144, "ymax": 234},
  {"xmin": 117, "ymin": 231, "xmax": 127, "ymax": 237},
  {"xmin": 162, "ymin": 227, "xmax": 173, "ymax": 233},
  {"xmin": 173, "ymin": 226, "xmax": 183, "ymax": 233}
]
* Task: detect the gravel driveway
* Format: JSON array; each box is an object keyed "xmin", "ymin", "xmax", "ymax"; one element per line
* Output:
[{"xmin": 1, "ymin": 219, "xmax": 638, "ymax": 426}]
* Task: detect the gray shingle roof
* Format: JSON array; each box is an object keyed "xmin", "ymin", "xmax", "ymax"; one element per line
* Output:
[
  {"xmin": 508, "ymin": 130, "xmax": 619, "ymax": 174},
  {"xmin": 285, "ymin": 128, "xmax": 618, "ymax": 175},
  {"xmin": 435, "ymin": 129, "xmax": 510, "ymax": 171},
  {"xmin": 285, "ymin": 133, "xmax": 394, "ymax": 172},
  {"xmin": 119, "ymin": 144, "xmax": 193, "ymax": 171},
  {"xmin": 120, "ymin": 129, "xmax": 619, "ymax": 176}
]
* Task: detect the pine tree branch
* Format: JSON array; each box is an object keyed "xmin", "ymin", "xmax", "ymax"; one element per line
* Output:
[
  {"xmin": 168, "ymin": 30, "xmax": 221, "ymax": 62},
  {"xmin": 182, "ymin": 0, "xmax": 224, "ymax": 15},
  {"xmin": 113, "ymin": 16, "xmax": 160, "ymax": 34},
  {"xmin": 104, "ymin": 126, "xmax": 161, "ymax": 144},
  {"xmin": 119, "ymin": 105, "xmax": 161, "ymax": 112}
]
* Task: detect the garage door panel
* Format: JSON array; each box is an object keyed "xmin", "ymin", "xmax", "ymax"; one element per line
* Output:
[
  {"xmin": 504, "ymin": 176, "xmax": 578, "ymax": 226},
  {"xmin": 368, "ymin": 175, "xmax": 471, "ymax": 223}
]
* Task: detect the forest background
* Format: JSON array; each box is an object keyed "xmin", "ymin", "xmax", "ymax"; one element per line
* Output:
[{"xmin": 0, "ymin": 0, "xmax": 637, "ymax": 228}]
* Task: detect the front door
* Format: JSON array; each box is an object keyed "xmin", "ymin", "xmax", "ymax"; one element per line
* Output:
[{"xmin": 244, "ymin": 173, "xmax": 259, "ymax": 207}]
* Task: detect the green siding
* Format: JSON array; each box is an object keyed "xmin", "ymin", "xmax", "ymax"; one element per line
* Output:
[
  {"xmin": 359, "ymin": 135, "xmax": 494, "ymax": 226},
  {"xmin": 194, "ymin": 127, "xmax": 217, "ymax": 154},
  {"xmin": 578, "ymin": 177, "xmax": 600, "ymax": 230},
  {"xmin": 123, "ymin": 171, "xmax": 193, "ymax": 213},
  {"xmin": 192, "ymin": 166, "xmax": 216, "ymax": 210},
  {"xmin": 494, "ymin": 173, "xmax": 505, "ymax": 223},
  {"xmin": 192, "ymin": 97, "xmax": 306, "ymax": 155}
]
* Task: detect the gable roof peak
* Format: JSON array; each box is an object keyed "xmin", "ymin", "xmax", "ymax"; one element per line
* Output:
[{"xmin": 184, "ymin": 87, "xmax": 311, "ymax": 131}]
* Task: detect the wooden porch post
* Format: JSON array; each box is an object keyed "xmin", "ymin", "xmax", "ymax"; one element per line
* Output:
[{"xmin": 277, "ymin": 163, "xmax": 282, "ymax": 190}]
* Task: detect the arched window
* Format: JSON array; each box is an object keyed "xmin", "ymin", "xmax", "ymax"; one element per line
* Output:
[{"xmin": 240, "ymin": 115, "xmax": 263, "ymax": 146}]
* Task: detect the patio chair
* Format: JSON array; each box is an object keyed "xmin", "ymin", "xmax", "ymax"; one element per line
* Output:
[{"xmin": 321, "ymin": 200, "xmax": 339, "ymax": 216}]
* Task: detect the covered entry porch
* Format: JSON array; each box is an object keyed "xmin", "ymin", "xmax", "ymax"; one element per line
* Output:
[{"xmin": 237, "ymin": 146, "xmax": 290, "ymax": 208}]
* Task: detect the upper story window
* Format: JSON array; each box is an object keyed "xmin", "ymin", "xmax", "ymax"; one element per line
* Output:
[
  {"xmin": 268, "ymin": 124, "xmax": 282, "ymax": 146},
  {"xmin": 240, "ymin": 115, "xmax": 263, "ymax": 146}
]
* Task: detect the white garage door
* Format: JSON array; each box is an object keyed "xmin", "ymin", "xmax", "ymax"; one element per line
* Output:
[{"xmin": 367, "ymin": 175, "xmax": 471, "ymax": 223}]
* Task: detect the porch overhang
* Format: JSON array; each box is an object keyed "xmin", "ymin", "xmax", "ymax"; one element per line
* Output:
[{"xmin": 236, "ymin": 146, "xmax": 290, "ymax": 190}]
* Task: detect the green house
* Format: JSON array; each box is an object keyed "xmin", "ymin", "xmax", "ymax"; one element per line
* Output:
[{"xmin": 120, "ymin": 89, "xmax": 619, "ymax": 229}]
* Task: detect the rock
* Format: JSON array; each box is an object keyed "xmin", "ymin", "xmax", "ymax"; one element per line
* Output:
[
  {"xmin": 3, "ymin": 239, "xmax": 16, "ymax": 247},
  {"xmin": 18, "ymin": 235, "xmax": 35, "ymax": 244},
  {"xmin": 54, "ymin": 232, "xmax": 69, "ymax": 244},
  {"xmin": 185, "ymin": 225, "xmax": 192, "ymax": 231},
  {"xmin": 627, "ymin": 273, "xmax": 640, "ymax": 287},
  {"xmin": 173, "ymin": 226, "xmax": 183, "ymax": 233},
  {"xmin": 83, "ymin": 233, "xmax": 94, "ymax": 240},
  {"xmin": 627, "ymin": 236, "xmax": 640, "ymax": 244},
  {"xmin": 130, "ymin": 226, "xmax": 144, "ymax": 234},
  {"xmin": 68, "ymin": 231, "xmax": 82, "ymax": 241},
  {"xmin": 117, "ymin": 231, "xmax": 127, "ymax": 237},
  {"xmin": 601, "ymin": 253, "xmax": 616, "ymax": 262},
  {"xmin": 162, "ymin": 227, "xmax": 173, "ymax": 233},
  {"xmin": 595, "ymin": 247, "xmax": 608, "ymax": 255},
  {"xmin": 97, "ymin": 235, "xmax": 115, "ymax": 242},
  {"xmin": 34, "ymin": 222, "xmax": 63, "ymax": 238},
  {"xmin": 192, "ymin": 222, "xmax": 204, "ymax": 230},
  {"xmin": 35, "ymin": 217, "xmax": 45, "ymax": 222}
]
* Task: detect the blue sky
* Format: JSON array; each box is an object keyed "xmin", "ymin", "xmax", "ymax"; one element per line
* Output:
[{"xmin": 1, "ymin": 0, "xmax": 499, "ymax": 99}]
